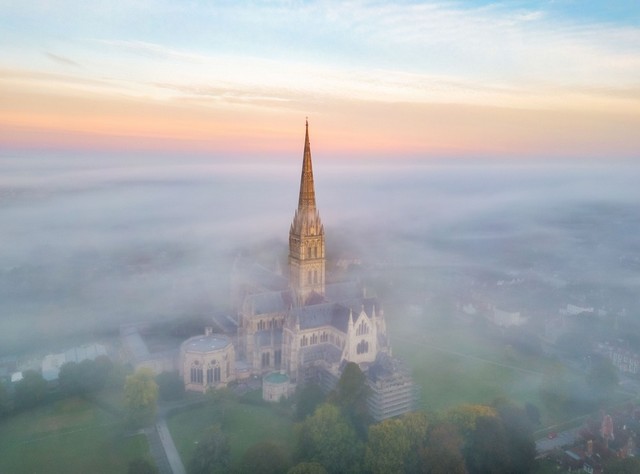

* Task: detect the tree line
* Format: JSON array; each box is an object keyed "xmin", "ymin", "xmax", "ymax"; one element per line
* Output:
[{"xmin": 188, "ymin": 362, "xmax": 538, "ymax": 474}]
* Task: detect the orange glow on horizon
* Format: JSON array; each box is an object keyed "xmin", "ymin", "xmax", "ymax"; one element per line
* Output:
[{"xmin": 1, "ymin": 78, "xmax": 639, "ymax": 160}]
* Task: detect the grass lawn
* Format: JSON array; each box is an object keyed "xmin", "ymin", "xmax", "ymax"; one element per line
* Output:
[
  {"xmin": 168, "ymin": 394, "xmax": 294, "ymax": 468},
  {"xmin": 0, "ymin": 396, "xmax": 150, "ymax": 474},
  {"xmin": 390, "ymin": 318, "xmax": 596, "ymax": 429}
]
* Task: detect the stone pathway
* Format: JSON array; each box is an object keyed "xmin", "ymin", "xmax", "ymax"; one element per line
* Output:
[
  {"xmin": 145, "ymin": 425, "xmax": 173, "ymax": 474},
  {"xmin": 156, "ymin": 418, "xmax": 186, "ymax": 474}
]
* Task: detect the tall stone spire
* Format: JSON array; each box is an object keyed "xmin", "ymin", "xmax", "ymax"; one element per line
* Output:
[
  {"xmin": 289, "ymin": 119, "xmax": 325, "ymax": 304},
  {"xmin": 298, "ymin": 119, "xmax": 316, "ymax": 210}
]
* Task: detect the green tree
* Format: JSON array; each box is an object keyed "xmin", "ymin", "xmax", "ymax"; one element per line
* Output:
[
  {"xmin": 420, "ymin": 422, "xmax": 466, "ymax": 474},
  {"xmin": 446, "ymin": 404, "xmax": 497, "ymax": 436},
  {"xmin": 364, "ymin": 418, "xmax": 410, "ymax": 474},
  {"xmin": 525, "ymin": 402, "xmax": 541, "ymax": 425},
  {"xmin": 330, "ymin": 361, "xmax": 371, "ymax": 438},
  {"xmin": 0, "ymin": 382, "xmax": 11, "ymax": 417},
  {"xmin": 188, "ymin": 424, "xmax": 230, "ymax": 474},
  {"xmin": 127, "ymin": 458, "xmax": 158, "ymax": 474},
  {"xmin": 58, "ymin": 361, "xmax": 83, "ymax": 396},
  {"xmin": 91, "ymin": 355, "xmax": 113, "ymax": 391},
  {"xmin": 124, "ymin": 368, "xmax": 158, "ymax": 427},
  {"xmin": 400, "ymin": 411, "xmax": 429, "ymax": 472},
  {"xmin": 59, "ymin": 357, "xmax": 113, "ymax": 396},
  {"xmin": 288, "ymin": 462, "xmax": 328, "ymax": 474},
  {"xmin": 586, "ymin": 356, "xmax": 619, "ymax": 400},
  {"xmin": 464, "ymin": 416, "xmax": 511, "ymax": 474},
  {"xmin": 155, "ymin": 371, "xmax": 185, "ymax": 401},
  {"xmin": 540, "ymin": 361, "xmax": 570, "ymax": 410},
  {"xmin": 106, "ymin": 360, "xmax": 132, "ymax": 389},
  {"xmin": 604, "ymin": 456, "xmax": 640, "ymax": 474},
  {"xmin": 493, "ymin": 399, "xmax": 536, "ymax": 474},
  {"xmin": 240, "ymin": 441, "xmax": 290, "ymax": 474},
  {"xmin": 294, "ymin": 403, "xmax": 362, "ymax": 474},
  {"xmin": 14, "ymin": 370, "xmax": 48, "ymax": 409},
  {"xmin": 295, "ymin": 382, "xmax": 325, "ymax": 420}
]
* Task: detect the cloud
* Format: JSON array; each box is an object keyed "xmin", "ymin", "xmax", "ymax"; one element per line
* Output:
[{"xmin": 45, "ymin": 52, "xmax": 80, "ymax": 67}]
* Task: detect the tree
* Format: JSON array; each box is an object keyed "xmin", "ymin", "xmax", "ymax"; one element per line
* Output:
[
  {"xmin": 155, "ymin": 371, "xmax": 185, "ymax": 401},
  {"xmin": 463, "ymin": 416, "xmax": 511, "ymax": 474},
  {"xmin": 586, "ymin": 356, "xmax": 619, "ymax": 400},
  {"xmin": 420, "ymin": 422, "xmax": 465, "ymax": 474},
  {"xmin": 604, "ymin": 456, "xmax": 640, "ymax": 474},
  {"xmin": 294, "ymin": 403, "xmax": 362, "ymax": 474},
  {"xmin": 59, "ymin": 357, "xmax": 113, "ymax": 396},
  {"xmin": 493, "ymin": 399, "xmax": 536, "ymax": 473},
  {"xmin": 58, "ymin": 361, "xmax": 83, "ymax": 396},
  {"xmin": 91, "ymin": 355, "xmax": 113, "ymax": 391},
  {"xmin": 525, "ymin": 402, "xmax": 541, "ymax": 425},
  {"xmin": 400, "ymin": 411, "xmax": 428, "ymax": 472},
  {"xmin": 330, "ymin": 361, "xmax": 371, "ymax": 438},
  {"xmin": 295, "ymin": 382, "xmax": 325, "ymax": 420},
  {"xmin": 446, "ymin": 404, "xmax": 497, "ymax": 436},
  {"xmin": 106, "ymin": 360, "xmax": 132, "ymax": 389},
  {"xmin": 124, "ymin": 368, "xmax": 158, "ymax": 427},
  {"xmin": 288, "ymin": 462, "xmax": 328, "ymax": 474},
  {"xmin": 540, "ymin": 362, "xmax": 570, "ymax": 410},
  {"xmin": 240, "ymin": 441, "xmax": 290, "ymax": 474},
  {"xmin": 188, "ymin": 424, "xmax": 230, "ymax": 474},
  {"xmin": 0, "ymin": 382, "xmax": 11, "ymax": 418},
  {"xmin": 364, "ymin": 418, "xmax": 410, "ymax": 474},
  {"xmin": 14, "ymin": 370, "xmax": 48, "ymax": 410},
  {"xmin": 127, "ymin": 458, "xmax": 158, "ymax": 474}
]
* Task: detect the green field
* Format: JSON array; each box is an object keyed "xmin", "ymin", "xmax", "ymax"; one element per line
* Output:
[
  {"xmin": 168, "ymin": 395, "xmax": 294, "ymax": 468},
  {"xmin": 0, "ymin": 396, "xmax": 150, "ymax": 474},
  {"xmin": 390, "ymin": 317, "xmax": 589, "ymax": 427}
]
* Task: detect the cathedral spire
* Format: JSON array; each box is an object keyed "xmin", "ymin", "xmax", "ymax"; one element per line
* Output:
[
  {"xmin": 298, "ymin": 119, "xmax": 316, "ymax": 210},
  {"xmin": 289, "ymin": 119, "xmax": 325, "ymax": 304}
]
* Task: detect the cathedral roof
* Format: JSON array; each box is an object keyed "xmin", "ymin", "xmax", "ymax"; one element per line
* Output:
[
  {"xmin": 293, "ymin": 302, "xmax": 351, "ymax": 332},
  {"xmin": 244, "ymin": 290, "xmax": 292, "ymax": 314}
]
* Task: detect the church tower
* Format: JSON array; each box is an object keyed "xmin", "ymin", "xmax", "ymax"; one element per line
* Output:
[{"xmin": 289, "ymin": 120, "xmax": 325, "ymax": 304}]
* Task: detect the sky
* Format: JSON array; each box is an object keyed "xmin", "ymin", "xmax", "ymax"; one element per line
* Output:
[{"xmin": 1, "ymin": 0, "xmax": 639, "ymax": 160}]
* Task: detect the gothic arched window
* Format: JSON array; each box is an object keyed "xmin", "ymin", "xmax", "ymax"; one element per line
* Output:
[
  {"xmin": 356, "ymin": 339, "xmax": 369, "ymax": 355},
  {"xmin": 191, "ymin": 362, "xmax": 203, "ymax": 384}
]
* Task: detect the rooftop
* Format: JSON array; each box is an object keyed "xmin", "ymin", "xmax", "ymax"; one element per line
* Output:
[
  {"xmin": 183, "ymin": 334, "xmax": 231, "ymax": 353},
  {"xmin": 264, "ymin": 372, "xmax": 289, "ymax": 384}
]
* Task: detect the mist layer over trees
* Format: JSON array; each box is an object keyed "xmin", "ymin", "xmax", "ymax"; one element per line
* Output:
[{"xmin": 1, "ymin": 155, "xmax": 639, "ymax": 355}]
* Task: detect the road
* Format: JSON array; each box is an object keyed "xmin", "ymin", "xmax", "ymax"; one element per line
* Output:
[
  {"xmin": 156, "ymin": 418, "xmax": 186, "ymax": 474},
  {"xmin": 535, "ymin": 427, "xmax": 579, "ymax": 453}
]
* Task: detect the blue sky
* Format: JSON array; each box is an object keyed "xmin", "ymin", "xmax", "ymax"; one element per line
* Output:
[{"xmin": 1, "ymin": 1, "xmax": 639, "ymax": 159}]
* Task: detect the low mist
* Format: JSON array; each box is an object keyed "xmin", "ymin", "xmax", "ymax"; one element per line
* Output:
[{"xmin": 1, "ymin": 154, "xmax": 639, "ymax": 356}]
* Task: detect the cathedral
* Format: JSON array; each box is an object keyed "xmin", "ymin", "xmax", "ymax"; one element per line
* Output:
[
  {"xmin": 230, "ymin": 121, "xmax": 416, "ymax": 419},
  {"xmin": 180, "ymin": 121, "xmax": 415, "ymax": 419},
  {"xmin": 234, "ymin": 120, "xmax": 390, "ymax": 382}
]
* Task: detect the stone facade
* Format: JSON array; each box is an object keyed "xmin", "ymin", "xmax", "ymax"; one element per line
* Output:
[{"xmin": 180, "ymin": 329, "xmax": 235, "ymax": 393}]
